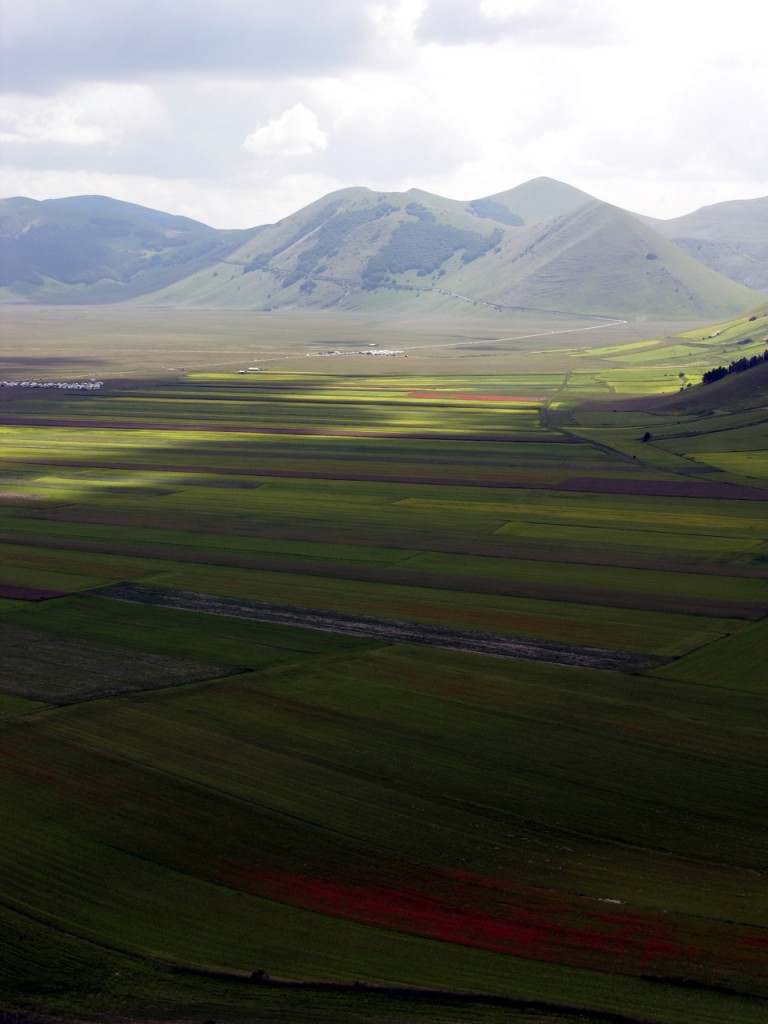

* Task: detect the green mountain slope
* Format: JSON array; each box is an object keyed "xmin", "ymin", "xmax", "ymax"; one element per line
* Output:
[
  {"xmin": 448, "ymin": 200, "xmax": 762, "ymax": 319},
  {"xmin": 148, "ymin": 191, "xmax": 761, "ymax": 319},
  {"xmin": 476, "ymin": 175, "xmax": 596, "ymax": 225},
  {"xmin": 644, "ymin": 196, "xmax": 768, "ymax": 291},
  {"xmin": 2, "ymin": 181, "xmax": 764, "ymax": 319},
  {"xmin": 142, "ymin": 185, "xmax": 517, "ymax": 310},
  {"xmin": 0, "ymin": 180, "xmax": 604, "ymax": 309},
  {"xmin": 0, "ymin": 195, "xmax": 261, "ymax": 302}
]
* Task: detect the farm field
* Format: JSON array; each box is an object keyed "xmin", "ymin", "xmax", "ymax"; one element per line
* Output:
[
  {"xmin": 0, "ymin": 304, "xmax": 748, "ymax": 379},
  {"xmin": 1, "ymin": 309, "xmax": 767, "ymax": 1024}
]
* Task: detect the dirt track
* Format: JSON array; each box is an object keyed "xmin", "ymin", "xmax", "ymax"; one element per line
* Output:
[{"xmin": 95, "ymin": 582, "xmax": 664, "ymax": 673}]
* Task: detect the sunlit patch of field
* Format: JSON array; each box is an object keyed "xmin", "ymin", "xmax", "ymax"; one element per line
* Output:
[
  {"xmin": 595, "ymin": 372, "xmax": 687, "ymax": 395},
  {"xmin": 690, "ymin": 451, "xmax": 768, "ymax": 475},
  {"xmin": 409, "ymin": 492, "xmax": 768, "ymax": 536},
  {"xmin": 652, "ymin": 421, "xmax": 768, "ymax": 456},
  {"xmin": 565, "ymin": 311, "xmax": 768, "ymax": 389}
]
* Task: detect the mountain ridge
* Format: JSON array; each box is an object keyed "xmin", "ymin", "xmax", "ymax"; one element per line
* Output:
[
  {"xmin": 0, "ymin": 194, "xmax": 262, "ymax": 302},
  {"xmin": 642, "ymin": 196, "xmax": 768, "ymax": 291},
  {"xmin": 1, "ymin": 179, "xmax": 764, "ymax": 318}
]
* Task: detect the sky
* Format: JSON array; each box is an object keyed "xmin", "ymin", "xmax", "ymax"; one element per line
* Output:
[{"xmin": 1, "ymin": 0, "xmax": 765, "ymax": 228}]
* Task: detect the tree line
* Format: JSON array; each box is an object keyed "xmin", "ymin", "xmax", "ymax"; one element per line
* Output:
[{"xmin": 702, "ymin": 348, "xmax": 768, "ymax": 384}]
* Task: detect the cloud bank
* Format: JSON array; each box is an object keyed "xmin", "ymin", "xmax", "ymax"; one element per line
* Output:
[{"xmin": 1, "ymin": 0, "xmax": 765, "ymax": 227}]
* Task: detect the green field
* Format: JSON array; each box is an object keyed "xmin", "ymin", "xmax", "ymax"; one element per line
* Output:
[{"xmin": 1, "ymin": 310, "xmax": 767, "ymax": 1024}]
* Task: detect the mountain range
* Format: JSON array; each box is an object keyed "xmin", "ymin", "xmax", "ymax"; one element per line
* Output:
[{"xmin": 1, "ymin": 177, "xmax": 765, "ymax": 319}]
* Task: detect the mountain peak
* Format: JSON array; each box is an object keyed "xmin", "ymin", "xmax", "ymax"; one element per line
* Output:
[
  {"xmin": 1, "ymin": 181, "xmax": 763, "ymax": 315},
  {"xmin": 476, "ymin": 177, "xmax": 596, "ymax": 226}
]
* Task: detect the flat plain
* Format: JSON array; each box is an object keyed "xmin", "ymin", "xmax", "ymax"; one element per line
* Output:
[{"xmin": 1, "ymin": 307, "xmax": 767, "ymax": 1024}]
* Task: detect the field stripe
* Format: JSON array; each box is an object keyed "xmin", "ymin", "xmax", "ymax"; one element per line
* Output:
[{"xmin": 93, "ymin": 582, "xmax": 664, "ymax": 673}]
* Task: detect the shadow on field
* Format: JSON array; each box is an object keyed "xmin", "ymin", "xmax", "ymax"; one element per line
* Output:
[{"xmin": 179, "ymin": 965, "xmax": 720, "ymax": 1024}]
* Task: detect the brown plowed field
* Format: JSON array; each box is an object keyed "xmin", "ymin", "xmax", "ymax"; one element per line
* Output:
[{"xmin": 559, "ymin": 476, "xmax": 768, "ymax": 500}]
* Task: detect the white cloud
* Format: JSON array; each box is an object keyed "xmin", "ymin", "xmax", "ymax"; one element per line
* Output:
[
  {"xmin": 243, "ymin": 104, "xmax": 328, "ymax": 158},
  {"xmin": 0, "ymin": 0, "xmax": 765, "ymax": 225},
  {"xmin": 0, "ymin": 109, "xmax": 108, "ymax": 146},
  {"xmin": 0, "ymin": 84, "xmax": 166, "ymax": 145},
  {"xmin": 0, "ymin": 0, "xmax": 382, "ymax": 93},
  {"xmin": 417, "ymin": 0, "xmax": 620, "ymax": 46},
  {"xmin": 307, "ymin": 71, "xmax": 473, "ymax": 184}
]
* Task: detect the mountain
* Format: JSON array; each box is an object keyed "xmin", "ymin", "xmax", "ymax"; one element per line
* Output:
[
  {"xmin": 449, "ymin": 199, "xmax": 762, "ymax": 318},
  {"xmin": 475, "ymin": 176, "xmax": 597, "ymax": 225},
  {"xmin": 643, "ymin": 196, "xmax": 768, "ymax": 291},
  {"xmin": 139, "ymin": 184, "xmax": 524, "ymax": 311},
  {"xmin": 1, "ymin": 180, "xmax": 763, "ymax": 319},
  {"xmin": 0, "ymin": 195, "xmax": 261, "ymax": 302},
  {"xmin": 145, "ymin": 187, "xmax": 761, "ymax": 319}
]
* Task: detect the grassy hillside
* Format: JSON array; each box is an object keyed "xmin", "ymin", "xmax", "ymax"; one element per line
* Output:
[
  {"xmin": 649, "ymin": 354, "xmax": 768, "ymax": 415},
  {"xmin": 143, "ymin": 185, "xmax": 513, "ymax": 310},
  {"xmin": 145, "ymin": 192, "xmax": 762, "ymax": 319},
  {"xmin": 478, "ymin": 175, "xmax": 596, "ymax": 224},
  {"xmin": 644, "ymin": 196, "xmax": 768, "ymax": 291},
  {"xmin": 430, "ymin": 201, "xmax": 761, "ymax": 319},
  {"xmin": 0, "ymin": 194, "xmax": 261, "ymax": 302},
  {"xmin": 4, "ymin": 180, "xmax": 765, "ymax": 319}
]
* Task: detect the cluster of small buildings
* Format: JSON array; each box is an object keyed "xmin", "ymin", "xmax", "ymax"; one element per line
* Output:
[
  {"xmin": 357, "ymin": 348, "xmax": 405, "ymax": 357},
  {"xmin": 316, "ymin": 348, "xmax": 405, "ymax": 357},
  {"xmin": 0, "ymin": 379, "xmax": 104, "ymax": 390}
]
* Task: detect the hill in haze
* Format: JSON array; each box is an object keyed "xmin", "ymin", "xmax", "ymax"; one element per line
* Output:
[
  {"xmin": 476, "ymin": 175, "xmax": 597, "ymax": 225},
  {"xmin": 147, "ymin": 183, "xmax": 761, "ymax": 319},
  {"xmin": 0, "ymin": 195, "xmax": 261, "ymax": 302},
  {"xmin": 644, "ymin": 196, "xmax": 768, "ymax": 291},
  {"xmin": 0, "ymin": 178, "xmax": 763, "ymax": 319}
]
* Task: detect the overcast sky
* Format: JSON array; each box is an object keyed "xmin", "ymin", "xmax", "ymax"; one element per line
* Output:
[{"xmin": 1, "ymin": 0, "xmax": 765, "ymax": 227}]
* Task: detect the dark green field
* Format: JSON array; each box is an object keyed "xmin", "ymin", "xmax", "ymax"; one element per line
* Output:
[{"xmin": 1, "ymin": 310, "xmax": 767, "ymax": 1024}]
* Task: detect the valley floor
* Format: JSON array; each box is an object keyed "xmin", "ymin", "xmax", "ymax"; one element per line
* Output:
[{"xmin": 1, "ymin": 311, "xmax": 767, "ymax": 1024}]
